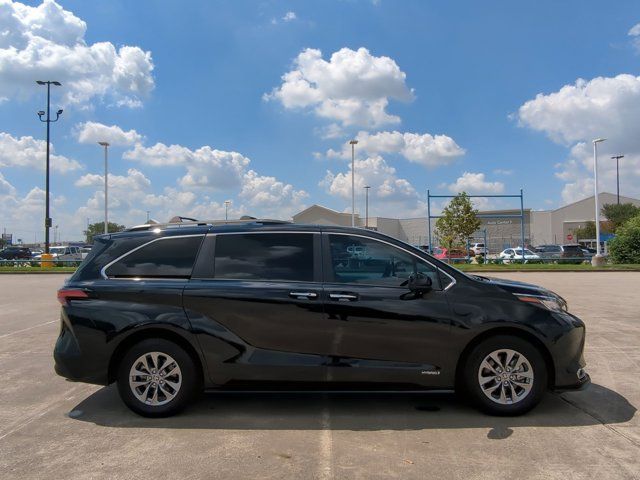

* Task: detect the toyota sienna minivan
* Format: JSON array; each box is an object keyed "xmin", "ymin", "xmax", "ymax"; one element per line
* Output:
[{"xmin": 55, "ymin": 220, "xmax": 589, "ymax": 417}]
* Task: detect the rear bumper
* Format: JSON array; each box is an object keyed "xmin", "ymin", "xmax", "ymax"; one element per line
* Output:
[{"xmin": 53, "ymin": 313, "xmax": 110, "ymax": 385}]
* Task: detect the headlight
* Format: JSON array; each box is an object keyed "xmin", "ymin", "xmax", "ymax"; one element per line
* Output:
[{"xmin": 515, "ymin": 294, "xmax": 568, "ymax": 312}]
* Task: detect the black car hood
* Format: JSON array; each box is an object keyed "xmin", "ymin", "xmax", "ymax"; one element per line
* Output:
[{"xmin": 471, "ymin": 275, "xmax": 553, "ymax": 296}]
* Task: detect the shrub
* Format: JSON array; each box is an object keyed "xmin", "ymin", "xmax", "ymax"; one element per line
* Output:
[
  {"xmin": 475, "ymin": 254, "xmax": 485, "ymax": 264},
  {"xmin": 608, "ymin": 215, "xmax": 640, "ymax": 264}
]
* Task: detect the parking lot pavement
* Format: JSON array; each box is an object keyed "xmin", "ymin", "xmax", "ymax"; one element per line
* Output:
[{"xmin": 0, "ymin": 272, "xmax": 638, "ymax": 480}]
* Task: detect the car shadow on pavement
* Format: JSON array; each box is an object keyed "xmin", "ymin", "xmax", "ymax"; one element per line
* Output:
[{"xmin": 68, "ymin": 383, "xmax": 636, "ymax": 432}]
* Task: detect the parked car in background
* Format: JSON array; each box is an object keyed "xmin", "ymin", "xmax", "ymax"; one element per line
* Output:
[
  {"xmin": 80, "ymin": 247, "xmax": 92, "ymax": 259},
  {"xmin": 469, "ymin": 243, "xmax": 487, "ymax": 256},
  {"xmin": 34, "ymin": 246, "xmax": 83, "ymax": 263},
  {"xmin": 31, "ymin": 249, "xmax": 43, "ymax": 258},
  {"xmin": 433, "ymin": 247, "xmax": 468, "ymax": 261},
  {"xmin": 0, "ymin": 246, "xmax": 32, "ymax": 260},
  {"xmin": 534, "ymin": 244, "xmax": 584, "ymax": 264},
  {"xmin": 499, "ymin": 248, "xmax": 541, "ymax": 263}
]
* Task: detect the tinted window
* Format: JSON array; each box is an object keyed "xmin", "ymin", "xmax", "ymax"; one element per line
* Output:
[
  {"xmin": 214, "ymin": 233, "xmax": 314, "ymax": 282},
  {"xmin": 562, "ymin": 245, "xmax": 583, "ymax": 255},
  {"xmin": 328, "ymin": 234, "xmax": 440, "ymax": 288},
  {"xmin": 105, "ymin": 236, "xmax": 203, "ymax": 278}
]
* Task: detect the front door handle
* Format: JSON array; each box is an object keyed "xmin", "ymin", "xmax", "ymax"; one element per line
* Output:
[
  {"xmin": 289, "ymin": 291, "xmax": 318, "ymax": 299},
  {"xmin": 329, "ymin": 293, "xmax": 358, "ymax": 302}
]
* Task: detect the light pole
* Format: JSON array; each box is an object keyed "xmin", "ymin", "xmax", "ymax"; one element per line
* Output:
[
  {"xmin": 224, "ymin": 200, "xmax": 231, "ymax": 221},
  {"xmin": 592, "ymin": 138, "xmax": 606, "ymax": 265},
  {"xmin": 364, "ymin": 185, "xmax": 370, "ymax": 229},
  {"xmin": 36, "ymin": 80, "xmax": 63, "ymax": 254},
  {"xmin": 98, "ymin": 142, "xmax": 110, "ymax": 234},
  {"xmin": 349, "ymin": 140, "xmax": 358, "ymax": 227},
  {"xmin": 611, "ymin": 155, "xmax": 624, "ymax": 205}
]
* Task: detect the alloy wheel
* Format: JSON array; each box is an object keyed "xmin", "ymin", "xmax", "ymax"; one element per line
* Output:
[
  {"xmin": 129, "ymin": 351, "xmax": 182, "ymax": 406},
  {"xmin": 477, "ymin": 348, "xmax": 534, "ymax": 405}
]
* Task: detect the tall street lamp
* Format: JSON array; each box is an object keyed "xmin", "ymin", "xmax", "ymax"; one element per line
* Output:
[
  {"xmin": 98, "ymin": 142, "xmax": 110, "ymax": 234},
  {"xmin": 36, "ymin": 80, "xmax": 62, "ymax": 254},
  {"xmin": 592, "ymin": 138, "xmax": 606, "ymax": 265},
  {"xmin": 224, "ymin": 200, "xmax": 231, "ymax": 221},
  {"xmin": 611, "ymin": 155, "xmax": 624, "ymax": 205},
  {"xmin": 364, "ymin": 185, "xmax": 371, "ymax": 229},
  {"xmin": 349, "ymin": 140, "xmax": 358, "ymax": 227}
]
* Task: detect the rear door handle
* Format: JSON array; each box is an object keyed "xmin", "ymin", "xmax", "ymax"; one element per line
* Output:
[
  {"xmin": 329, "ymin": 293, "xmax": 358, "ymax": 302},
  {"xmin": 289, "ymin": 291, "xmax": 318, "ymax": 299}
]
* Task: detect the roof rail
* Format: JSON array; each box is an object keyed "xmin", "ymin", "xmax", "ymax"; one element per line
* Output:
[{"xmin": 125, "ymin": 218, "xmax": 291, "ymax": 232}]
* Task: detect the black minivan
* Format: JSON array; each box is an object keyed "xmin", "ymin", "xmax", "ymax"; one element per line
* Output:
[{"xmin": 55, "ymin": 220, "xmax": 589, "ymax": 417}]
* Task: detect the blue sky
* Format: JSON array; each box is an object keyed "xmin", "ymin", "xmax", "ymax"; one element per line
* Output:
[{"xmin": 1, "ymin": 0, "xmax": 640, "ymax": 242}]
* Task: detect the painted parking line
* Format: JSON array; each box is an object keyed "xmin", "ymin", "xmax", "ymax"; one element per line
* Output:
[{"xmin": 0, "ymin": 320, "xmax": 57, "ymax": 339}]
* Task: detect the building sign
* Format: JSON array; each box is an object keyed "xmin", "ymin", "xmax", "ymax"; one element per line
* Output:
[
  {"xmin": 566, "ymin": 234, "xmax": 573, "ymax": 241},
  {"xmin": 486, "ymin": 220, "xmax": 513, "ymax": 225}
]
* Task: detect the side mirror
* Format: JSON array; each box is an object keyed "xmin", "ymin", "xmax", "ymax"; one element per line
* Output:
[{"xmin": 407, "ymin": 273, "xmax": 432, "ymax": 293}]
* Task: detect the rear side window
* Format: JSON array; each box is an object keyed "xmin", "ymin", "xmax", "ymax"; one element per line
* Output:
[
  {"xmin": 105, "ymin": 236, "xmax": 203, "ymax": 278},
  {"xmin": 214, "ymin": 233, "xmax": 314, "ymax": 282}
]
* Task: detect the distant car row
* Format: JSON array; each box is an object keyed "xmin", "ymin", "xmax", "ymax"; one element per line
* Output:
[
  {"xmin": 424, "ymin": 243, "xmax": 594, "ymax": 264},
  {"xmin": 0, "ymin": 245, "xmax": 92, "ymax": 262}
]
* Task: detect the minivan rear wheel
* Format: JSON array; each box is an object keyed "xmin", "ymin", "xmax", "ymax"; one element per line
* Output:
[
  {"xmin": 463, "ymin": 335, "xmax": 547, "ymax": 416},
  {"xmin": 117, "ymin": 338, "xmax": 198, "ymax": 417}
]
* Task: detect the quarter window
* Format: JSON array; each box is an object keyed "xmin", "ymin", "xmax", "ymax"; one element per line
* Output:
[
  {"xmin": 327, "ymin": 235, "xmax": 440, "ymax": 288},
  {"xmin": 214, "ymin": 233, "xmax": 314, "ymax": 282},
  {"xmin": 105, "ymin": 236, "xmax": 203, "ymax": 278}
]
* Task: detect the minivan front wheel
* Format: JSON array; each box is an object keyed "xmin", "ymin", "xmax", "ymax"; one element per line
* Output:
[
  {"xmin": 463, "ymin": 335, "xmax": 547, "ymax": 416},
  {"xmin": 117, "ymin": 338, "xmax": 198, "ymax": 417}
]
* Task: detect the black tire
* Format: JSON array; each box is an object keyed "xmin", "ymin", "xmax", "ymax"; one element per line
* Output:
[
  {"xmin": 117, "ymin": 338, "xmax": 199, "ymax": 417},
  {"xmin": 462, "ymin": 335, "xmax": 548, "ymax": 416}
]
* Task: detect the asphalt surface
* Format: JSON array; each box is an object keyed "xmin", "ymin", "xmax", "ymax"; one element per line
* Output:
[{"xmin": 0, "ymin": 272, "xmax": 638, "ymax": 479}]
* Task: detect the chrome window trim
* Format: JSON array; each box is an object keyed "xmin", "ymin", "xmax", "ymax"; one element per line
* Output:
[
  {"xmin": 324, "ymin": 231, "xmax": 457, "ymax": 291},
  {"xmin": 100, "ymin": 234, "xmax": 205, "ymax": 280}
]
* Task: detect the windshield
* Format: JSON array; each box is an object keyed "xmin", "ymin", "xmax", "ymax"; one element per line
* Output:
[
  {"xmin": 50, "ymin": 247, "xmax": 66, "ymax": 254},
  {"xmin": 514, "ymin": 249, "xmax": 535, "ymax": 255}
]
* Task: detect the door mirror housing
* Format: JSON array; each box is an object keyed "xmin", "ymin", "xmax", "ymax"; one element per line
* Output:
[{"xmin": 407, "ymin": 273, "xmax": 432, "ymax": 293}]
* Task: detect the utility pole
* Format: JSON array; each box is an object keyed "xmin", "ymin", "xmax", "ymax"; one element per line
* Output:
[
  {"xmin": 349, "ymin": 140, "xmax": 358, "ymax": 227},
  {"xmin": 364, "ymin": 185, "xmax": 370, "ymax": 229},
  {"xmin": 224, "ymin": 200, "xmax": 231, "ymax": 221},
  {"xmin": 98, "ymin": 142, "xmax": 110, "ymax": 234},
  {"xmin": 611, "ymin": 155, "xmax": 624, "ymax": 205},
  {"xmin": 592, "ymin": 138, "xmax": 606, "ymax": 265},
  {"xmin": 36, "ymin": 80, "xmax": 63, "ymax": 254}
]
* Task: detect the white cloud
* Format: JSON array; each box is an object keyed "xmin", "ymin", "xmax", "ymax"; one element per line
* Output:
[
  {"xmin": 0, "ymin": 171, "xmax": 16, "ymax": 196},
  {"xmin": 326, "ymin": 130, "xmax": 465, "ymax": 167},
  {"xmin": 240, "ymin": 170, "xmax": 308, "ymax": 217},
  {"xmin": 629, "ymin": 23, "xmax": 640, "ymax": 52},
  {"xmin": 265, "ymin": 47, "xmax": 414, "ymax": 128},
  {"xmin": 125, "ymin": 143, "xmax": 250, "ymax": 190},
  {"xmin": 74, "ymin": 121, "xmax": 143, "ymax": 146},
  {"xmin": 517, "ymin": 74, "xmax": 640, "ymax": 203},
  {"xmin": 282, "ymin": 11, "xmax": 296, "ymax": 22},
  {"xmin": 320, "ymin": 155, "xmax": 424, "ymax": 216},
  {"xmin": 0, "ymin": 0, "xmax": 154, "ymax": 108},
  {"xmin": 0, "ymin": 132, "xmax": 81, "ymax": 172},
  {"xmin": 493, "ymin": 168, "xmax": 513, "ymax": 175},
  {"xmin": 75, "ymin": 168, "xmax": 151, "ymax": 191},
  {"xmin": 447, "ymin": 172, "xmax": 504, "ymax": 194}
]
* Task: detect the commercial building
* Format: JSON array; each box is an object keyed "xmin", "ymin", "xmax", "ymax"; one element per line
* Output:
[{"xmin": 292, "ymin": 192, "xmax": 640, "ymax": 252}]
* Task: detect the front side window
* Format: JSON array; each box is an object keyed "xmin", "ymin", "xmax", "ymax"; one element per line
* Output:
[
  {"xmin": 105, "ymin": 236, "xmax": 203, "ymax": 278},
  {"xmin": 327, "ymin": 234, "xmax": 440, "ymax": 288},
  {"xmin": 214, "ymin": 233, "xmax": 314, "ymax": 282}
]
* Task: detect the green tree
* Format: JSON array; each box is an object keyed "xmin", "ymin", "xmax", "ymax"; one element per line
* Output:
[
  {"xmin": 574, "ymin": 221, "xmax": 596, "ymax": 240},
  {"xmin": 84, "ymin": 222, "xmax": 126, "ymax": 244},
  {"xmin": 602, "ymin": 203, "xmax": 640, "ymax": 232},
  {"xmin": 434, "ymin": 192, "xmax": 481, "ymax": 259},
  {"xmin": 608, "ymin": 214, "xmax": 640, "ymax": 264}
]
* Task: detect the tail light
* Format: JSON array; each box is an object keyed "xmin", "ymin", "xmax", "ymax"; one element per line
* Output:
[{"xmin": 57, "ymin": 288, "xmax": 89, "ymax": 305}]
